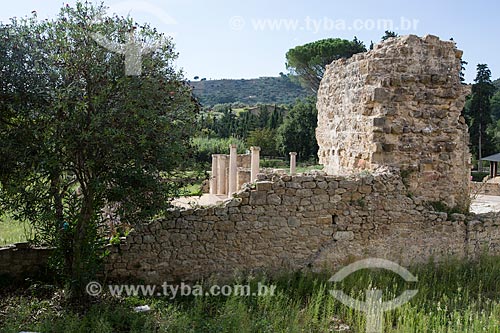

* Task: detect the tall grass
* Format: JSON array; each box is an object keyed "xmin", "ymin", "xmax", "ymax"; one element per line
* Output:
[
  {"xmin": 0, "ymin": 214, "xmax": 31, "ymax": 246},
  {"xmin": 2, "ymin": 256, "xmax": 500, "ymax": 332}
]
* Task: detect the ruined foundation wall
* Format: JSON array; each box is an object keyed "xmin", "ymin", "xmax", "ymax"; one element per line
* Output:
[
  {"xmin": 102, "ymin": 36, "xmax": 486, "ymax": 284},
  {"xmin": 0, "ymin": 243, "xmax": 53, "ymax": 279},
  {"xmin": 104, "ymin": 170, "xmax": 500, "ymax": 284},
  {"xmin": 316, "ymin": 35, "xmax": 471, "ymax": 209}
]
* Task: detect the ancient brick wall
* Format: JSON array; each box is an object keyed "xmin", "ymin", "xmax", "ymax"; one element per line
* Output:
[{"xmin": 316, "ymin": 35, "xmax": 471, "ymax": 210}]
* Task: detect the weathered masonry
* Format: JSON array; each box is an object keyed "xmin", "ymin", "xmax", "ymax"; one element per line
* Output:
[
  {"xmin": 101, "ymin": 35, "xmax": 500, "ymax": 283},
  {"xmin": 316, "ymin": 34, "xmax": 471, "ymax": 210}
]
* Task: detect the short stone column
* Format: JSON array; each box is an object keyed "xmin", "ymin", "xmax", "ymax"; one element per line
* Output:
[
  {"xmin": 228, "ymin": 144, "xmax": 238, "ymax": 197},
  {"xmin": 289, "ymin": 152, "xmax": 297, "ymax": 175},
  {"xmin": 250, "ymin": 146, "xmax": 260, "ymax": 182},
  {"xmin": 217, "ymin": 155, "xmax": 227, "ymax": 195},
  {"xmin": 210, "ymin": 154, "xmax": 218, "ymax": 195}
]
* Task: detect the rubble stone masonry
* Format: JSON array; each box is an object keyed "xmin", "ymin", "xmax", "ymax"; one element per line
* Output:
[
  {"xmin": 103, "ymin": 36, "xmax": 486, "ymax": 283},
  {"xmin": 105, "ymin": 169, "xmax": 500, "ymax": 283},
  {"xmin": 5, "ymin": 36, "xmax": 496, "ymax": 283},
  {"xmin": 316, "ymin": 35, "xmax": 470, "ymax": 209}
]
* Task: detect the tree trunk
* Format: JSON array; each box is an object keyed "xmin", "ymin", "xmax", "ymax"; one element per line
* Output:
[{"xmin": 69, "ymin": 193, "xmax": 94, "ymax": 299}]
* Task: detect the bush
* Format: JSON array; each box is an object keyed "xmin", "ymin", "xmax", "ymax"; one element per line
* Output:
[
  {"xmin": 471, "ymin": 171, "xmax": 490, "ymax": 182},
  {"xmin": 260, "ymin": 159, "xmax": 287, "ymax": 168},
  {"xmin": 191, "ymin": 137, "xmax": 247, "ymax": 164},
  {"xmin": 246, "ymin": 129, "xmax": 280, "ymax": 156}
]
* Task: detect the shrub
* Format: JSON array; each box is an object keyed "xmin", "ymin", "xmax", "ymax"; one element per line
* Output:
[{"xmin": 191, "ymin": 137, "xmax": 247, "ymax": 164}]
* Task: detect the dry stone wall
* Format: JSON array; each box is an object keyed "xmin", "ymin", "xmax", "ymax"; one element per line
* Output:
[
  {"xmin": 7, "ymin": 35, "xmax": 498, "ymax": 284},
  {"xmin": 105, "ymin": 169, "xmax": 500, "ymax": 283},
  {"xmin": 316, "ymin": 35, "xmax": 471, "ymax": 209},
  {"xmin": 103, "ymin": 35, "xmax": 492, "ymax": 284},
  {"xmin": 0, "ymin": 243, "xmax": 53, "ymax": 279}
]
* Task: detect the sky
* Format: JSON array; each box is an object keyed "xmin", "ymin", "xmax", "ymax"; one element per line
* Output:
[{"xmin": 1, "ymin": 0, "xmax": 499, "ymax": 83}]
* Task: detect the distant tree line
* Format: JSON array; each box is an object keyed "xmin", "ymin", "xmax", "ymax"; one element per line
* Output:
[
  {"xmin": 194, "ymin": 31, "xmax": 500, "ymax": 170},
  {"xmin": 195, "ymin": 98, "xmax": 318, "ymax": 162}
]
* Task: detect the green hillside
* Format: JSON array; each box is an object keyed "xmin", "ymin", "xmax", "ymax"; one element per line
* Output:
[
  {"xmin": 190, "ymin": 76, "xmax": 312, "ymax": 107},
  {"xmin": 494, "ymin": 78, "xmax": 500, "ymax": 90}
]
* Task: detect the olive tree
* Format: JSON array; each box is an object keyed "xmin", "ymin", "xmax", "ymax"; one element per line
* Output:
[{"xmin": 0, "ymin": 2, "xmax": 198, "ymax": 297}]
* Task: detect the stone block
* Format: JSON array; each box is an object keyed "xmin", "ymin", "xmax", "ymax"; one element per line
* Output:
[
  {"xmin": 267, "ymin": 194, "xmax": 282, "ymax": 205},
  {"xmin": 249, "ymin": 191, "xmax": 267, "ymax": 205},
  {"xmin": 334, "ymin": 231, "xmax": 355, "ymax": 241},
  {"xmin": 317, "ymin": 216, "xmax": 333, "ymax": 225},
  {"xmin": 296, "ymin": 189, "xmax": 313, "ymax": 197},
  {"xmin": 256, "ymin": 181, "xmax": 273, "ymax": 192}
]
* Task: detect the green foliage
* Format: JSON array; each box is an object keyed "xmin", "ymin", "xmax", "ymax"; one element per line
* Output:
[
  {"xmin": 191, "ymin": 137, "xmax": 246, "ymax": 164},
  {"xmin": 202, "ymin": 104, "xmax": 286, "ymax": 142},
  {"xmin": 0, "ymin": 2, "xmax": 198, "ymax": 297},
  {"xmin": 285, "ymin": 37, "xmax": 366, "ymax": 92},
  {"xmin": 486, "ymin": 119, "xmax": 500, "ymax": 152},
  {"xmin": 493, "ymin": 78, "xmax": 500, "ymax": 90},
  {"xmin": 381, "ymin": 30, "xmax": 398, "ymax": 41},
  {"xmin": 246, "ymin": 128, "xmax": 279, "ymax": 156},
  {"xmin": 268, "ymin": 105, "xmax": 284, "ymax": 130},
  {"xmin": 4, "ymin": 257, "xmax": 500, "ymax": 332},
  {"xmin": 212, "ymin": 107, "xmax": 238, "ymax": 138},
  {"xmin": 490, "ymin": 90, "xmax": 500, "ymax": 121},
  {"xmin": 260, "ymin": 159, "xmax": 287, "ymax": 168},
  {"xmin": 0, "ymin": 214, "xmax": 32, "ymax": 246},
  {"xmin": 191, "ymin": 76, "xmax": 311, "ymax": 107},
  {"xmin": 234, "ymin": 110, "xmax": 259, "ymax": 139},
  {"xmin": 471, "ymin": 171, "xmax": 490, "ymax": 182},
  {"xmin": 463, "ymin": 64, "xmax": 496, "ymax": 161},
  {"xmin": 277, "ymin": 98, "xmax": 319, "ymax": 160}
]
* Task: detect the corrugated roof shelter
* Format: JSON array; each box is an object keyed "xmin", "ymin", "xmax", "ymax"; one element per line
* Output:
[{"xmin": 482, "ymin": 153, "xmax": 500, "ymax": 178}]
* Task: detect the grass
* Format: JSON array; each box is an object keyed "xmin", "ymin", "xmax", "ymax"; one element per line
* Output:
[
  {"xmin": 0, "ymin": 214, "xmax": 31, "ymax": 246},
  {"xmin": 179, "ymin": 182, "xmax": 203, "ymax": 197},
  {"xmin": 2, "ymin": 256, "xmax": 500, "ymax": 332},
  {"xmin": 260, "ymin": 158, "xmax": 323, "ymax": 173},
  {"xmin": 296, "ymin": 164, "xmax": 323, "ymax": 173}
]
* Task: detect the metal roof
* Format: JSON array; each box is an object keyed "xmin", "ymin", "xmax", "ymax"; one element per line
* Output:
[{"xmin": 482, "ymin": 153, "xmax": 500, "ymax": 162}]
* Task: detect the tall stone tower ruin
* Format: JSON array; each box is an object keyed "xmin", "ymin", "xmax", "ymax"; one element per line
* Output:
[{"xmin": 316, "ymin": 35, "xmax": 470, "ymax": 209}]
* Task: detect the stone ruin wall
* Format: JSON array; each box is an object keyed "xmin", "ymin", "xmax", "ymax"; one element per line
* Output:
[
  {"xmin": 0, "ymin": 243, "xmax": 52, "ymax": 279},
  {"xmin": 105, "ymin": 170, "xmax": 500, "ymax": 283},
  {"xmin": 6, "ymin": 35, "xmax": 499, "ymax": 283},
  {"xmin": 102, "ymin": 35, "xmax": 489, "ymax": 283},
  {"xmin": 316, "ymin": 35, "xmax": 471, "ymax": 209}
]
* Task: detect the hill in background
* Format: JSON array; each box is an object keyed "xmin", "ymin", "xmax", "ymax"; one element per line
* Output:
[
  {"xmin": 190, "ymin": 77, "xmax": 500, "ymax": 108},
  {"xmin": 190, "ymin": 76, "xmax": 311, "ymax": 107}
]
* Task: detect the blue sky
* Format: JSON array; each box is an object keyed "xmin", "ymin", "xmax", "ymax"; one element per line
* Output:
[{"xmin": 1, "ymin": 0, "xmax": 499, "ymax": 83}]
